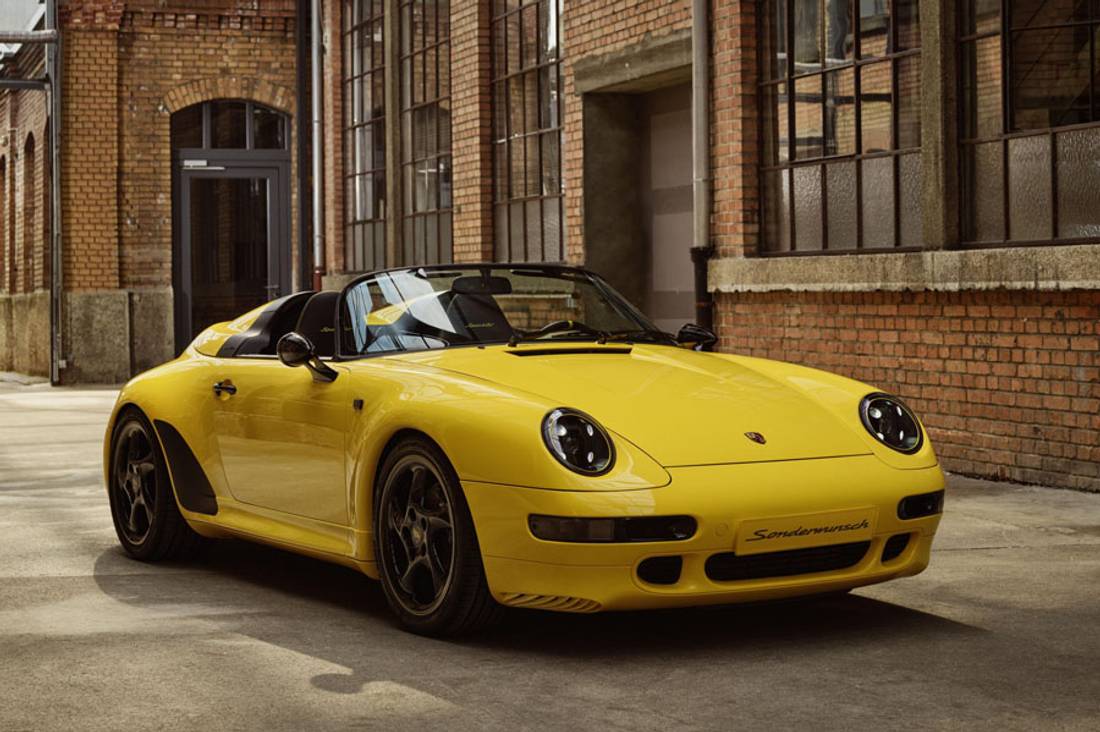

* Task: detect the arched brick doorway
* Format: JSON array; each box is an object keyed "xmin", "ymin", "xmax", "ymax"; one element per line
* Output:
[{"xmin": 171, "ymin": 100, "xmax": 292, "ymax": 351}]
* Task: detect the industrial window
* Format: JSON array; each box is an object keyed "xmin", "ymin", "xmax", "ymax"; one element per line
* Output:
[
  {"xmin": 490, "ymin": 0, "xmax": 564, "ymax": 262},
  {"xmin": 760, "ymin": 0, "xmax": 922, "ymax": 253},
  {"xmin": 961, "ymin": 0, "xmax": 1100, "ymax": 244},
  {"xmin": 342, "ymin": 0, "xmax": 387, "ymax": 271},
  {"xmin": 399, "ymin": 0, "xmax": 453, "ymax": 265}
]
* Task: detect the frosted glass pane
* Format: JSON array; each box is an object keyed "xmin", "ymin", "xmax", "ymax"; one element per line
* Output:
[
  {"xmin": 1008, "ymin": 135, "xmax": 1051, "ymax": 241},
  {"xmin": 1057, "ymin": 127, "xmax": 1100, "ymax": 238},
  {"xmin": 861, "ymin": 156, "xmax": 895, "ymax": 248},
  {"xmin": 967, "ymin": 142, "xmax": 1004, "ymax": 241},
  {"xmin": 899, "ymin": 153, "xmax": 922, "ymax": 247},
  {"xmin": 793, "ymin": 165, "xmax": 823, "ymax": 251},
  {"xmin": 826, "ymin": 161, "xmax": 857, "ymax": 250},
  {"xmin": 763, "ymin": 170, "xmax": 791, "ymax": 252}
]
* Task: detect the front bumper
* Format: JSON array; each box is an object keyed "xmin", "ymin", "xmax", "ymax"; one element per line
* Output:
[{"xmin": 462, "ymin": 456, "xmax": 944, "ymax": 612}]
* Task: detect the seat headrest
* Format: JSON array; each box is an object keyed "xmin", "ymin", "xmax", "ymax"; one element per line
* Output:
[{"xmin": 295, "ymin": 291, "xmax": 340, "ymax": 358}]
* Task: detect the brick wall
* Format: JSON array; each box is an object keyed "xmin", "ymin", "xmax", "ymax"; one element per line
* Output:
[
  {"xmin": 0, "ymin": 44, "xmax": 50, "ymax": 297},
  {"xmin": 115, "ymin": 1, "xmax": 298, "ymax": 291},
  {"xmin": 716, "ymin": 289, "xmax": 1100, "ymax": 491}
]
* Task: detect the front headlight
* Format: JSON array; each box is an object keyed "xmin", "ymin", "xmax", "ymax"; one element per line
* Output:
[
  {"xmin": 541, "ymin": 408, "xmax": 615, "ymax": 475},
  {"xmin": 859, "ymin": 393, "xmax": 923, "ymax": 454}
]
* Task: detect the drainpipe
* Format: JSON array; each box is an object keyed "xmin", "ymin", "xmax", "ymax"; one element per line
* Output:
[
  {"xmin": 310, "ymin": 0, "xmax": 325, "ymax": 291},
  {"xmin": 691, "ymin": 0, "xmax": 714, "ymax": 337},
  {"xmin": 296, "ymin": 0, "xmax": 312, "ymax": 293},
  {"xmin": 46, "ymin": 0, "xmax": 63, "ymax": 384}
]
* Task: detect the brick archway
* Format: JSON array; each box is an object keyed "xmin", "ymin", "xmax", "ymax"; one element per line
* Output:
[{"xmin": 162, "ymin": 77, "xmax": 294, "ymax": 116}]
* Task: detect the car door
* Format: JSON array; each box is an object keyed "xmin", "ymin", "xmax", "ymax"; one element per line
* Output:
[{"xmin": 209, "ymin": 356, "xmax": 350, "ymax": 525}]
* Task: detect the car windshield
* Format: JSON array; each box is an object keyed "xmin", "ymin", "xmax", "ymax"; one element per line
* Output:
[{"xmin": 339, "ymin": 266, "xmax": 672, "ymax": 356}]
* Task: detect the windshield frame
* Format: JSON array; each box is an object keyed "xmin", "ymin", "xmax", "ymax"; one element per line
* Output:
[{"xmin": 334, "ymin": 263, "xmax": 669, "ymax": 360}]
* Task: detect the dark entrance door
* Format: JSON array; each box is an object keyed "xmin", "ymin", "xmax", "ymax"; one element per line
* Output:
[{"xmin": 171, "ymin": 100, "xmax": 292, "ymax": 351}]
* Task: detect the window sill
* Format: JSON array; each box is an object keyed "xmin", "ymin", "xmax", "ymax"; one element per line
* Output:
[{"xmin": 708, "ymin": 243, "xmax": 1100, "ymax": 293}]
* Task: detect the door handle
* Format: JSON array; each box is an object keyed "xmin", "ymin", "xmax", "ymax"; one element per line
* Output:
[{"xmin": 213, "ymin": 380, "xmax": 237, "ymax": 397}]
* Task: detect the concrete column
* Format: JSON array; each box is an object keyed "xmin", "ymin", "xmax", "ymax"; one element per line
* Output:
[{"xmin": 920, "ymin": 0, "xmax": 959, "ymax": 250}]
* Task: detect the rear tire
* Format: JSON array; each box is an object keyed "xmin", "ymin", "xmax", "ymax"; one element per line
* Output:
[
  {"xmin": 108, "ymin": 409, "xmax": 203, "ymax": 561},
  {"xmin": 373, "ymin": 437, "xmax": 502, "ymax": 636}
]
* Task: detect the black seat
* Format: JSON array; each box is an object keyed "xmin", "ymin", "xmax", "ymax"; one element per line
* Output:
[
  {"xmin": 444, "ymin": 292, "xmax": 514, "ymax": 342},
  {"xmin": 295, "ymin": 291, "xmax": 340, "ymax": 358}
]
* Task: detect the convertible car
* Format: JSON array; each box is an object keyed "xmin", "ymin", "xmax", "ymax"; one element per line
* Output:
[{"xmin": 104, "ymin": 264, "xmax": 944, "ymax": 635}]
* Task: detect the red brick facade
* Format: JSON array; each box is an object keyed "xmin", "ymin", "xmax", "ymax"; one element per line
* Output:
[{"xmin": 717, "ymin": 290, "xmax": 1100, "ymax": 492}]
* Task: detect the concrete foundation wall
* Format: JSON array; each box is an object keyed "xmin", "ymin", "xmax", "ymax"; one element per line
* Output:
[
  {"xmin": 62, "ymin": 291, "xmax": 131, "ymax": 385},
  {"xmin": 128, "ymin": 288, "xmax": 174, "ymax": 376},
  {"xmin": 0, "ymin": 292, "xmax": 50, "ymax": 377}
]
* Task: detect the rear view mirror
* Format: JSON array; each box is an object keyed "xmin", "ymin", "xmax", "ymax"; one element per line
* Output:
[
  {"xmin": 277, "ymin": 332, "xmax": 338, "ymax": 382},
  {"xmin": 676, "ymin": 323, "xmax": 718, "ymax": 351}
]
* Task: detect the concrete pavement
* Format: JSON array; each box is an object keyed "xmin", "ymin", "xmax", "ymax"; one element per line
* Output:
[{"xmin": 1, "ymin": 382, "xmax": 1098, "ymax": 731}]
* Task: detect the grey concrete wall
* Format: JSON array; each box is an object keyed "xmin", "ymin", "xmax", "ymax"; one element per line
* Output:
[
  {"xmin": 129, "ymin": 288, "xmax": 174, "ymax": 376},
  {"xmin": 0, "ymin": 297, "xmax": 11, "ymax": 372},
  {"xmin": 0, "ymin": 293, "xmax": 51, "ymax": 377},
  {"xmin": 62, "ymin": 291, "xmax": 131, "ymax": 385},
  {"xmin": 583, "ymin": 93, "xmax": 647, "ymax": 310}
]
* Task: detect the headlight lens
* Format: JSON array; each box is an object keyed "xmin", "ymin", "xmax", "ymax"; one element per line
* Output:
[
  {"xmin": 859, "ymin": 393, "xmax": 923, "ymax": 453},
  {"xmin": 541, "ymin": 408, "xmax": 615, "ymax": 475}
]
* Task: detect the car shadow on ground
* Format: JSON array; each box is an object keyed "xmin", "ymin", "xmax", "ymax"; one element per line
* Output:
[{"xmin": 93, "ymin": 536, "xmax": 979, "ymax": 666}]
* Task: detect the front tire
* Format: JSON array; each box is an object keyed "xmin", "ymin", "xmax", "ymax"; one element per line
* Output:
[
  {"xmin": 108, "ymin": 409, "xmax": 202, "ymax": 561},
  {"xmin": 373, "ymin": 437, "xmax": 502, "ymax": 636}
]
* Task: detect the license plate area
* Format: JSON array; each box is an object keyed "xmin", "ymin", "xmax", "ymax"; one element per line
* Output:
[{"xmin": 735, "ymin": 507, "xmax": 877, "ymax": 555}]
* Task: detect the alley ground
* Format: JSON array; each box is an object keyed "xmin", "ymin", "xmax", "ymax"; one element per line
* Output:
[{"xmin": 1, "ymin": 380, "xmax": 1098, "ymax": 731}]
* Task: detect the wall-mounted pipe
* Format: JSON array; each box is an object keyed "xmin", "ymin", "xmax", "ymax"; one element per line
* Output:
[
  {"xmin": 46, "ymin": 0, "xmax": 63, "ymax": 384},
  {"xmin": 310, "ymin": 0, "xmax": 325, "ymax": 290},
  {"xmin": 690, "ymin": 0, "xmax": 713, "ymax": 334},
  {"xmin": 295, "ymin": 0, "xmax": 311, "ymax": 292}
]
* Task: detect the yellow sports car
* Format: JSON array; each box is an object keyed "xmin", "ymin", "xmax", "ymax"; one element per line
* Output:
[{"xmin": 104, "ymin": 264, "xmax": 944, "ymax": 635}]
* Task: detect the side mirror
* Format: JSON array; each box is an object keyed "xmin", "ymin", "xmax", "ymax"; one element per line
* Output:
[
  {"xmin": 676, "ymin": 323, "xmax": 718, "ymax": 352},
  {"xmin": 276, "ymin": 332, "xmax": 338, "ymax": 382}
]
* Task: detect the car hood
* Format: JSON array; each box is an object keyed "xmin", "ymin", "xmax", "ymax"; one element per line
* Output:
[{"xmin": 398, "ymin": 344, "xmax": 872, "ymax": 467}]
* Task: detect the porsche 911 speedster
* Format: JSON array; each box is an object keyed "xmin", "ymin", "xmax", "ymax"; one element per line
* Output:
[{"xmin": 104, "ymin": 264, "xmax": 944, "ymax": 635}]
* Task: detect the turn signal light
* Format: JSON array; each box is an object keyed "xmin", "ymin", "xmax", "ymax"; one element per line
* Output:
[{"xmin": 528, "ymin": 515, "xmax": 697, "ymax": 543}]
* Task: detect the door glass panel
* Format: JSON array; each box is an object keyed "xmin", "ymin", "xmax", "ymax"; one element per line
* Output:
[{"xmin": 189, "ymin": 177, "xmax": 270, "ymax": 338}]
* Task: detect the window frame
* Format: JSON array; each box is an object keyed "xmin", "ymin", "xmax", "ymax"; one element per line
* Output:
[
  {"xmin": 490, "ymin": 0, "xmax": 565, "ymax": 263},
  {"xmin": 758, "ymin": 0, "xmax": 925, "ymax": 256},
  {"xmin": 398, "ymin": 0, "xmax": 454, "ymax": 266},
  {"xmin": 958, "ymin": 0, "xmax": 1100, "ymax": 248}
]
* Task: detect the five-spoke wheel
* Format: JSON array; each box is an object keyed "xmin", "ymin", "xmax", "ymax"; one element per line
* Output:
[
  {"xmin": 374, "ymin": 437, "xmax": 502, "ymax": 635},
  {"xmin": 108, "ymin": 410, "xmax": 202, "ymax": 561}
]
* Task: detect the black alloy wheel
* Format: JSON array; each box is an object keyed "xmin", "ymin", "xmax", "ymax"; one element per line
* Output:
[
  {"xmin": 374, "ymin": 437, "xmax": 502, "ymax": 636},
  {"xmin": 108, "ymin": 410, "xmax": 202, "ymax": 561}
]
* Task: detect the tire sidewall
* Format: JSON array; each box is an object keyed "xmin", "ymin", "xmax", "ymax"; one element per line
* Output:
[
  {"xmin": 108, "ymin": 410, "xmax": 180, "ymax": 560},
  {"xmin": 373, "ymin": 438, "xmax": 485, "ymax": 634}
]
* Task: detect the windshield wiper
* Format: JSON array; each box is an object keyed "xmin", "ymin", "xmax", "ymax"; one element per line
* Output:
[
  {"xmin": 507, "ymin": 329, "xmax": 611, "ymax": 347},
  {"xmin": 602, "ymin": 329, "xmax": 677, "ymax": 345}
]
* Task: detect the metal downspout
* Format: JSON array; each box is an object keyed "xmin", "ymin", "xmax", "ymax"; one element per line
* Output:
[
  {"xmin": 310, "ymin": 0, "xmax": 325, "ymax": 290},
  {"xmin": 691, "ymin": 0, "xmax": 714, "ymax": 335},
  {"xmin": 47, "ymin": 0, "xmax": 63, "ymax": 384}
]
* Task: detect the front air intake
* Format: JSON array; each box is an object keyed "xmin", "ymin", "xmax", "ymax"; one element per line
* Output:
[{"xmin": 705, "ymin": 541, "xmax": 870, "ymax": 582}]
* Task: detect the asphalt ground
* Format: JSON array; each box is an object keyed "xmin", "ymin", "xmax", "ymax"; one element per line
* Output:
[{"xmin": 1, "ymin": 381, "xmax": 1098, "ymax": 731}]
